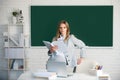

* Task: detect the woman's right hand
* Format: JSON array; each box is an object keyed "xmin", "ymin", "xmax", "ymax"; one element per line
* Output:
[{"xmin": 49, "ymin": 45, "xmax": 58, "ymax": 53}]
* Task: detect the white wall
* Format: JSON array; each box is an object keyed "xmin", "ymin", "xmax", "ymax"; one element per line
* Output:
[{"xmin": 0, "ymin": 0, "xmax": 120, "ymax": 80}]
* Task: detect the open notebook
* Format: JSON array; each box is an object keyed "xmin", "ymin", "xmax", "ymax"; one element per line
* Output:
[{"xmin": 43, "ymin": 40, "xmax": 68, "ymax": 53}]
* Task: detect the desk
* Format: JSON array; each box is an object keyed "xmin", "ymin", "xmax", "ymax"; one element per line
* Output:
[{"xmin": 17, "ymin": 71, "xmax": 97, "ymax": 80}]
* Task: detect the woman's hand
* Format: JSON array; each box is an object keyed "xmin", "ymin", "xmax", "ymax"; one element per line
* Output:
[
  {"xmin": 77, "ymin": 58, "xmax": 84, "ymax": 65},
  {"xmin": 49, "ymin": 45, "xmax": 58, "ymax": 53}
]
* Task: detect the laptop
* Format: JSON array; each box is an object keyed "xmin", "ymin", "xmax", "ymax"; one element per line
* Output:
[{"xmin": 46, "ymin": 61, "xmax": 68, "ymax": 78}]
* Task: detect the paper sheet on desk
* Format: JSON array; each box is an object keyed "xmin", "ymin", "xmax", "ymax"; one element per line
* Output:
[
  {"xmin": 32, "ymin": 71, "xmax": 57, "ymax": 80},
  {"xmin": 43, "ymin": 40, "xmax": 68, "ymax": 53}
]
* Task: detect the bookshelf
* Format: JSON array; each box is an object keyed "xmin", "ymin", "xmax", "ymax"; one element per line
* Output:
[{"xmin": 3, "ymin": 23, "xmax": 25, "ymax": 80}]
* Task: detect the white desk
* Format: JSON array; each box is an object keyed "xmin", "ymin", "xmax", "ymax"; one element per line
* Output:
[{"xmin": 17, "ymin": 71, "xmax": 97, "ymax": 80}]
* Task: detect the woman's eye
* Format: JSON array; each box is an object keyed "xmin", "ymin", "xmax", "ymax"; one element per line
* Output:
[
  {"xmin": 59, "ymin": 27, "xmax": 66, "ymax": 29},
  {"xmin": 63, "ymin": 27, "xmax": 66, "ymax": 29}
]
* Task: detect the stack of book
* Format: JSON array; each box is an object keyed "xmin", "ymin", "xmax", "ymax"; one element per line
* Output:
[
  {"xmin": 98, "ymin": 74, "xmax": 110, "ymax": 80},
  {"xmin": 32, "ymin": 71, "xmax": 57, "ymax": 80}
]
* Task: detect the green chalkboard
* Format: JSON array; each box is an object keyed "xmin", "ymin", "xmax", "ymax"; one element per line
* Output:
[{"xmin": 31, "ymin": 6, "xmax": 113, "ymax": 47}]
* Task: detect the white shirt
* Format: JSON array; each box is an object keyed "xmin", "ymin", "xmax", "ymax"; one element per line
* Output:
[{"xmin": 48, "ymin": 34, "xmax": 86, "ymax": 68}]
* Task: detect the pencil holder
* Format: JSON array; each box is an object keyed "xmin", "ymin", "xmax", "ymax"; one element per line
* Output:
[{"xmin": 97, "ymin": 70, "xmax": 103, "ymax": 76}]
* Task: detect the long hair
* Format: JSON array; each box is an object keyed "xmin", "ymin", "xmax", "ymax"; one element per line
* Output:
[{"xmin": 55, "ymin": 20, "xmax": 70, "ymax": 41}]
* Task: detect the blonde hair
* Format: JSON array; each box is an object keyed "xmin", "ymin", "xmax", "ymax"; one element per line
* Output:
[{"xmin": 55, "ymin": 20, "xmax": 70, "ymax": 41}]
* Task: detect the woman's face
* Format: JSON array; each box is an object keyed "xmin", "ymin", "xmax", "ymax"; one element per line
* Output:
[{"xmin": 59, "ymin": 23, "xmax": 67, "ymax": 36}]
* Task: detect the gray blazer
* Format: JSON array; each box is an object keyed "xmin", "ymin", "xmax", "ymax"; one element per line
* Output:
[{"xmin": 48, "ymin": 34, "xmax": 86, "ymax": 68}]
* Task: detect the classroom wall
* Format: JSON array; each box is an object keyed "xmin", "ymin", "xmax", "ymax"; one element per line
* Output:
[{"xmin": 0, "ymin": 0, "xmax": 120, "ymax": 80}]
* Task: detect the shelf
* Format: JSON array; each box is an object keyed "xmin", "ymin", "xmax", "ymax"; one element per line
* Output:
[
  {"xmin": 5, "ymin": 69, "xmax": 25, "ymax": 71},
  {"xmin": 4, "ymin": 67, "xmax": 24, "ymax": 70},
  {"xmin": 4, "ymin": 23, "xmax": 25, "ymax": 80},
  {"xmin": 5, "ymin": 58, "xmax": 24, "ymax": 59},
  {"xmin": 4, "ymin": 46, "xmax": 24, "ymax": 48},
  {"xmin": 4, "ymin": 9, "xmax": 25, "ymax": 80},
  {"xmin": 10, "ymin": 69, "xmax": 25, "ymax": 71},
  {"xmin": 8, "ymin": 23, "xmax": 24, "ymax": 26},
  {"xmin": 5, "ymin": 48, "xmax": 24, "ymax": 59}
]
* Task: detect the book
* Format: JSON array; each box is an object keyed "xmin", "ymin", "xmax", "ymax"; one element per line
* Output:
[
  {"xmin": 10, "ymin": 59, "xmax": 15, "ymax": 69},
  {"xmin": 32, "ymin": 71, "xmax": 57, "ymax": 79},
  {"xmin": 43, "ymin": 40, "xmax": 68, "ymax": 53},
  {"xmin": 98, "ymin": 74, "xmax": 110, "ymax": 80}
]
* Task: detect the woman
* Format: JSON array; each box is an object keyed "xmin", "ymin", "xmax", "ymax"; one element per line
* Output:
[{"xmin": 48, "ymin": 20, "xmax": 86, "ymax": 73}]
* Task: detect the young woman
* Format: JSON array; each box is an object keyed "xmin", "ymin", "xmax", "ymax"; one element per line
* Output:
[{"xmin": 48, "ymin": 20, "xmax": 86, "ymax": 73}]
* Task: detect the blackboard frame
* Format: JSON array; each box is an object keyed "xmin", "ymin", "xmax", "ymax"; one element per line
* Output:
[{"xmin": 31, "ymin": 6, "xmax": 113, "ymax": 47}]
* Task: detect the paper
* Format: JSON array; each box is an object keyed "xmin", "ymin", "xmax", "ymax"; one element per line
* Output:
[
  {"xmin": 43, "ymin": 41, "xmax": 52, "ymax": 49},
  {"xmin": 43, "ymin": 40, "xmax": 68, "ymax": 53},
  {"xmin": 33, "ymin": 71, "xmax": 57, "ymax": 78}
]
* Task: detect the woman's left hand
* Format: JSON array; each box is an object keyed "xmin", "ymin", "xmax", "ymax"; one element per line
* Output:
[{"xmin": 77, "ymin": 58, "xmax": 83, "ymax": 65}]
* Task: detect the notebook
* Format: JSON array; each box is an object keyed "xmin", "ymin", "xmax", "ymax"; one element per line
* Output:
[
  {"xmin": 46, "ymin": 61, "xmax": 68, "ymax": 78},
  {"xmin": 43, "ymin": 40, "xmax": 68, "ymax": 53}
]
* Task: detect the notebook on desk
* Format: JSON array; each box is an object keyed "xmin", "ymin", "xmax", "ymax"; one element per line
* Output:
[{"xmin": 46, "ymin": 61, "xmax": 68, "ymax": 78}]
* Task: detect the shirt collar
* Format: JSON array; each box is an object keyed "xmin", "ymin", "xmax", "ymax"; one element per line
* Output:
[{"xmin": 57, "ymin": 35, "xmax": 65, "ymax": 41}]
